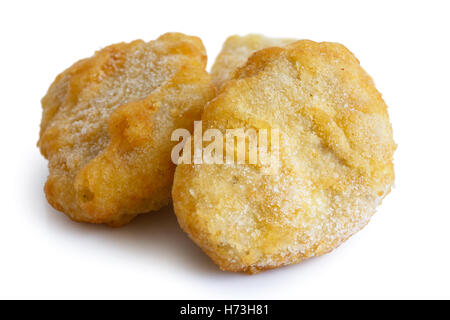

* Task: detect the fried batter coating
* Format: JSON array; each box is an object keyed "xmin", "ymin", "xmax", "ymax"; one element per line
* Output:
[
  {"xmin": 173, "ymin": 40, "xmax": 395, "ymax": 273},
  {"xmin": 39, "ymin": 33, "xmax": 216, "ymax": 226},
  {"xmin": 210, "ymin": 34, "xmax": 295, "ymax": 89}
]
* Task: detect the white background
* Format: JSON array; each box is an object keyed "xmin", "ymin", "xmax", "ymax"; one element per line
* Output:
[{"xmin": 1, "ymin": 0, "xmax": 449, "ymax": 299}]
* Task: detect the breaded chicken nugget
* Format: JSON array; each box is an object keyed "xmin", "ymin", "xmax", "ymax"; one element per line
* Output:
[
  {"xmin": 39, "ymin": 33, "xmax": 216, "ymax": 226},
  {"xmin": 211, "ymin": 34, "xmax": 295, "ymax": 89},
  {"xmin": 173, "ymin": 40, "xmax": 395, "ymax": 273}
]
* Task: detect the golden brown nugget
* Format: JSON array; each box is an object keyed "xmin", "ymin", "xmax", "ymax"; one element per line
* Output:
[
  {"xmin": 173, "ymin": 40, "xmax": 395, "ymax": 273},
  {"xmin": 39, "ymin": 33, "xmax": 216, "ymax": 226},
  {"xmin": 210, "ymin": 34, "xmax": 295, "ymax": 89}
]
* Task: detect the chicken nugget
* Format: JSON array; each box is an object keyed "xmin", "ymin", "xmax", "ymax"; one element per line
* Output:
[
  {"xmin": 39, "ymin": 33, "xmax": 216, "ymax": 226},
  {"xmin": 172, "ymin": 40, "xmax": 395, "ymax": 273},
  {"xmin": 211, "ymin": 34, "xmax": 295, "ymax": 89}
]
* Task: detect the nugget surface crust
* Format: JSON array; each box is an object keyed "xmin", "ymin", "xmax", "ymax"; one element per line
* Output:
[
  {"xmin": 211, "ymin": 34, "xmax": 295, "ymax": 89},
  {"xmin": 173, "ymin": 40, "xmax": 395, "ymax": 273},
  {"xmin": 39, "ymin": 33, "xmax": 215, "ymax": 226}
]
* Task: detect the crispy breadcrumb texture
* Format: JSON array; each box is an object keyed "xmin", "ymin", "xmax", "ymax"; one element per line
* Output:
[
  {"xmin": 210, "ymin": 34, "xmax": 295, "ymax": 90},
  {"xmin": 39, "ymin": 33, "xmax": 216, "ymax": 226},
  {"xmin": 173, "ymin": 40, "xmax": 395, "ymax": 273}
]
